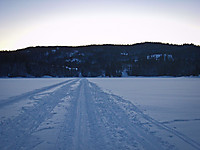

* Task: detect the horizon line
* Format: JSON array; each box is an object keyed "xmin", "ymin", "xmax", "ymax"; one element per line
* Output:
[{"xmin": 1, "ymin": 41, "xmax": 199, "ymax": 51}]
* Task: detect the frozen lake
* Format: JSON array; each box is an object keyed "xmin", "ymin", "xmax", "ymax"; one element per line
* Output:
[
  {"xmin": 89, "ymin": 78, "xmax": 200, "ymax": 147},
  {"xmin": 0, "ymin": 77, "xmax": 200, "ymax": 150}
]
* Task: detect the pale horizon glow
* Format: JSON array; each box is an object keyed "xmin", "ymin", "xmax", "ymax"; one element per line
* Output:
[{"xmin": 0, "ymin": 0, "xmax": 200, "ymax": 50}]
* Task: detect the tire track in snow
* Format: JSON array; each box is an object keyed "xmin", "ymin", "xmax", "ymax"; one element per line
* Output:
[
  {"xmin": 54, "ymin": 79, "xmax": 173, "ymax": 150},
  {"xmin": 86, "ymin": 80, "xmax": 170, "ymax": 150},
  {"xmin": 108, "ymin": 93, "xmax": 200, "ymax": 150},
  {"xmin": 161, "ymin": 119, "xmax": 200, "ymax": 124},
  {"xmin": 0, "ymin": 79, "xmax": 79, "ymax": 150},
  {"xmin": 1, "ymin": 78, "xmax": 200, "ymax": 150},
  {"xmin": 73, "ymin": 80, "xmax": 91, "ymax": 150},
  {"xmin": 0, "ymin": 79, "xmax": 73, "ymax": 108},
  {"xmin": 54, "ymin": 79, "xmax": 93, "ymax": 150},
  {"xmin": 88, "ymin": 81, "xmax": 200, "ymax": 150}
]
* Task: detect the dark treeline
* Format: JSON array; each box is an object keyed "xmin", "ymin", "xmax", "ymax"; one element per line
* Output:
[{"xmin": 0, "ymin": 42, "xmax": 200, "ymax": 77}]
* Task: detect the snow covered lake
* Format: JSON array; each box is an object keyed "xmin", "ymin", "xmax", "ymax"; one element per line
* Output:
[
  {"xmin": 89, "ymin": 77, "xmax": 200, "ymax": 149},
  {"xmin": 0, "ymin": 78, "xmax": 70, "ymax": 100},
  {"xmin": 0, "ymin": 77, "xmax": 200, "ymax": 150}
]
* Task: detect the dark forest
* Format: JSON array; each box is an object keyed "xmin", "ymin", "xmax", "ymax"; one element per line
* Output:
[{"xmin": 1, "ymin": 42, "xmax": 200, "ymax": 77}]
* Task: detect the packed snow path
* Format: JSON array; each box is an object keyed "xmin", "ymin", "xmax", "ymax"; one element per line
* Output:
[{"xmin": 0, "ymin": 79, "xmax": 200, "ymax": 150}]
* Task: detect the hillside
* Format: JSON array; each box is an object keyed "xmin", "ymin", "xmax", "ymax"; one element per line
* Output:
[{"xmin": 0, "ymin": 42, "xmax": 200, "ymax": 77}]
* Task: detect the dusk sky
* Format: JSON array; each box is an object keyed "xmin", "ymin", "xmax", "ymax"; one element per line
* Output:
[{"xmin": 0, "ymin": 0, "xmax": 200, "ymax": 50}]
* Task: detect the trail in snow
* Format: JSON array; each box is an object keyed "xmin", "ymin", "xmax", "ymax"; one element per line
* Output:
[{"xmin": 0, "ymin": 79, "xmax": 200, "ymax": 150}]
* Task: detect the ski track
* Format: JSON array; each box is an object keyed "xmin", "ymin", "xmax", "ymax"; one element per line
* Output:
[
  {"xmin": 0, "ymin": 79, "xmax": 73, "ymax": 107},
  {"xmin": 0, "ymin": 79, "xmax": 200, "ymax": 150},
  {"xmin": 161, "ymin": 119, "xmax": 200, "ymax": 124}
]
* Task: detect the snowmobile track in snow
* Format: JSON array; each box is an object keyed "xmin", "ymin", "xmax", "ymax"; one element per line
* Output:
[{"xmin": 0, "ymin": 79, "xmax": 200, "ymax": 150}]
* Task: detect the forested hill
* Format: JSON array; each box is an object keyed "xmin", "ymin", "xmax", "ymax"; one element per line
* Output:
[{"xmin": 0, "ymin": 42, "xmax": 200, "ymax": 77}]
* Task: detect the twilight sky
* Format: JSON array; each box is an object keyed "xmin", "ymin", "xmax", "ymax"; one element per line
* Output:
[{"xmin": 0, "ymin": 0, "xmax": 200, "ymax": 50}]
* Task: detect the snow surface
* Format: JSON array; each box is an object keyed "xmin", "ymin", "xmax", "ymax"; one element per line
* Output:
[
  {"xmin": 0, "ymin": 78, "xmax": 200, "ymax": 150},
  {"xmin": 0, "ymin": 78, "xmax": 70, "ymax": 100},
  {"xmin": 88, "ymin": 77, "xmax": 200, "ymax": 149}
]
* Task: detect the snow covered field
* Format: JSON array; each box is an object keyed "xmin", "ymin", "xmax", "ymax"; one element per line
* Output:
[
  {"xmin": 0, "ymin": 78, "xmax": 70, "ymax": 100},
  {"xmin": 0, "ymin": 77, "xmax": 200, "ymax": 150},
  {"xmin": 89, "ymin": 77, "xmax": 200, "ymax": 149}
]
